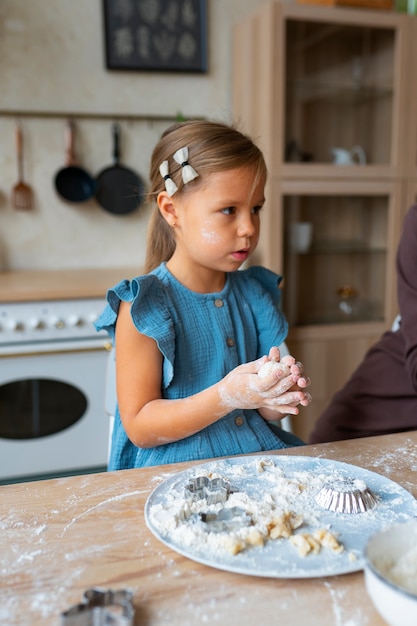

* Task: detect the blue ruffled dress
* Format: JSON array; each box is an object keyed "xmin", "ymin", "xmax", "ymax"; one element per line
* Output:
[{"xmin": 95, "ymin": 263, "xmax": 303, "ymax": 469}]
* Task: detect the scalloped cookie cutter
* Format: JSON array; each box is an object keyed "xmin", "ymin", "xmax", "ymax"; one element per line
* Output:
[{"xmin": 184, "ymin": 475, "xmax": 231, "ymax": 505}]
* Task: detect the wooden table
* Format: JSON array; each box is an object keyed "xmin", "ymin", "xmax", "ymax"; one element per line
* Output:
[{"xmin": 1, "ymin": 432, "xmax": 416, "ymax": 626}]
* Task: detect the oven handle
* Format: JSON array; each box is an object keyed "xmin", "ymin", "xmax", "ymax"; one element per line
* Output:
[{"xmin": 0, "ymin": 338, "xmax": 113, "ymax": 358}]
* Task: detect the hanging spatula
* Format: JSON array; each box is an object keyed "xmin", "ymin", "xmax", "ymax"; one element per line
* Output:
[{"xmin": 12, "ymin": 121, "xmax": 33, "ymax": 210}]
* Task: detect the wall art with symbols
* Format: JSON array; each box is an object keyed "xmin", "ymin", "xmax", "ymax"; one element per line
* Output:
[{"xmin": 103, "ymin": 0, "xmax": 208, "ymax": 72}]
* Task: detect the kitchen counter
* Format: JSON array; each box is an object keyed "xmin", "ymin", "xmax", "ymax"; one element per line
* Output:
[
  {"xmin": 2, "ymin": 431, "xmax": 417, "ymax": 626},
  {"xmin": 0, "ymin": 267, "xmax": 140, "ymax": 302}
]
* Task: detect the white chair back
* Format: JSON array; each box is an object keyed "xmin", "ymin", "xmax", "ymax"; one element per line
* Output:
[
  {"xmin": 391, "ymin": 315, "xmax": 401, "ymax": 331},
  {"xmin": 105, "ymin": 346, "xmax": 116, "ymax": 461}
]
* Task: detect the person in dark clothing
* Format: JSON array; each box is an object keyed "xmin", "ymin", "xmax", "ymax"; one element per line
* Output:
[{"xmin": 309, "ymin": 203, "xmax": 417, "ymax": 443}]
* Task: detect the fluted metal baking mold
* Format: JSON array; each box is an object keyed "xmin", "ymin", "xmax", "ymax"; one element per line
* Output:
[{"xmin": 315, "ymin": 477, "xmax": 378, "ymax": 514}]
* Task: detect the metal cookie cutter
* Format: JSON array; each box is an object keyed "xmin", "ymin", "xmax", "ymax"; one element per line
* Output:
[
  {"xmin": 184, "ymin": 475, "xmax": 231, "ymax": 505},
  {"xmin": 200, "ymin": 506, "xmax": 251, "ymax": 533},
  {"xmin": 61, "ymin": 588, "xmax": 134, "ymax": 626}
]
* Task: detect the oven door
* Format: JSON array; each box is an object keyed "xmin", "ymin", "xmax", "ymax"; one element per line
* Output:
[{"xmin": 0, "ymin": 340, "xmax": 110, "ymax": 482}]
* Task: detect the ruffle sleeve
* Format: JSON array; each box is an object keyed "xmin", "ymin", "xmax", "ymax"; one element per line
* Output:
[{"xmin": 94, "ymin": 275, "xmax": 175, "ymax": 386}]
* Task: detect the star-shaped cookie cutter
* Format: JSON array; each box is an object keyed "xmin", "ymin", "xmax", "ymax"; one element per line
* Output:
[{"xmin": 60, "ymin": 588, "xmax": 134, "ymax": 626}]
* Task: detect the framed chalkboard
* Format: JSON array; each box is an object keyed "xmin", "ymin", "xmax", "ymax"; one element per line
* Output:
[{"xmin": 103, "ymin": 0, "xmax": 208, "ymax": 72}]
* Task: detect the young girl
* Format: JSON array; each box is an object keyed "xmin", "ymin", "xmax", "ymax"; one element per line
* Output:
[{"xmin": 96, "ymin": 120, "xmax": 311, "ymax": 470}]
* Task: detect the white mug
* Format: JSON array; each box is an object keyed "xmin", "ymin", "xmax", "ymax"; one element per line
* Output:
[{"xmin": 331, "ymin": 146, "xmax": 366, "ymax": 165}]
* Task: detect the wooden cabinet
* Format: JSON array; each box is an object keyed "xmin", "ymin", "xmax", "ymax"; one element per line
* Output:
[{"xmin": 233, "ymin": 2, "xmax": 414, "ymax": 441}]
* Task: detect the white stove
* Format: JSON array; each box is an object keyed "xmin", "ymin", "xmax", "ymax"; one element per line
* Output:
[{"xmin": 0, "ymin": 297, "xmax": 112, "ymax": 483}]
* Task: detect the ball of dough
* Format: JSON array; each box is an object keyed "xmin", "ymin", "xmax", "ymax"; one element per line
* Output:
[{"xmin": 258, "ymin": 360, "xmax": 291, "ymax": 378}]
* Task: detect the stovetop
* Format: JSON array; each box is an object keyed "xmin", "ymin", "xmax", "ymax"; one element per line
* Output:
[
  {"xmin": 0, "ymin": 268, "xmax": 139, "ymax": 349},
  {"xmin": 0, "ymin": 298, "xmax": 108, "ymax": 345}
]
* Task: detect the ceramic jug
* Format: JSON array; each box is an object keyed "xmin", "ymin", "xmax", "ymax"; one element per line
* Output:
[{"xmin": 331, "ymin": 146, "xmax": 366, "ymax": 165}]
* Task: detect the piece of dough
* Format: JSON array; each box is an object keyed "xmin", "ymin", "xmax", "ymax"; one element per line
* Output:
[
  {"xmin": 290, "ymin": 533, "xmax": 322, "ymax": 556},
  {"xmin": 268, "ymin": 511, "xmax": 303, "ymax": 539},
  {"xmin": 258, "ymin": 360, "xmax": 290, "ymax": 378}
]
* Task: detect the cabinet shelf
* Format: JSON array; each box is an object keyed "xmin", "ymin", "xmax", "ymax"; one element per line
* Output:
[
  {"xmin": 291, "ymin": 242, "xmax": 387, "ymax": 255},
  {"xmin": 287, "ymin": 81, "xmax": 393, "ymax": 105},
  {"xmin": 300, "ymin": 311, "xmax": 385, "ymax": 326}
]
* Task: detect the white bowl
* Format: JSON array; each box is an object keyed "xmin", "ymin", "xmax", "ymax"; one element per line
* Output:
[{"xmin": 364, "ymin": 519, "xmax": 417, "ymax": 626}]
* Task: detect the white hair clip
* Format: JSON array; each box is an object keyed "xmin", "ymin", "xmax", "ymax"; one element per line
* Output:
[
  {"xmin": 173, "ymin": 147, "xmax": 199, "ymax": 184},
  {"xmin": 159, "ymin": 160, "xmax": 178, "ymax": 197}
]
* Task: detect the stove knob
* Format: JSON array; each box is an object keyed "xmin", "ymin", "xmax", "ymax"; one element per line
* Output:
[
  {"xmin": 67, "ymin": 315, "xmax": 84, "ymax": 328},
  {"xmin": 87, "ymin": 312, "xmax": 99, "ymax": 324},
  {"xmin": 50, "ymin": 317, "xmax": 65, "ymax": 329},
  {"xmin": 6, "ymin": 319, "xmax": 24, "ymax": 331},
  {"xmin": 28, "ymin": 318, "xmax": 45, "ymax": 330}
]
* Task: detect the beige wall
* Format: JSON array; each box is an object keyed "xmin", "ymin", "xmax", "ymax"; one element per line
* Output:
[{"xmin": 0, "ymin": 0, "xmax": 267, "ymax": 271}]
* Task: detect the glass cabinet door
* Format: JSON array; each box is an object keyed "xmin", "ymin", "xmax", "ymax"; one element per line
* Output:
[
  {"xmin": 285, "ymin": 20, "xmax": 396, "ymax": 167},
  {"xmin": 280, "ymin": 184, "xmax": 400, "ymax": 328},
  {"xmin": 284, "ymin": 19, "xmax": 396, "ymax": 165},
  {"xmin": 233, "ymin": 3, "xmax": 408, "ymax": 176}
]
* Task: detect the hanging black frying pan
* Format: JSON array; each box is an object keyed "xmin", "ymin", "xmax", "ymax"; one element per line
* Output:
[
  {"xmin": 54, "ymin": 120, "xmax": 96, "ymax": 203},
  {"xmin": 95, "ymin": 123, "xmax": 145, "ymax": 215}
]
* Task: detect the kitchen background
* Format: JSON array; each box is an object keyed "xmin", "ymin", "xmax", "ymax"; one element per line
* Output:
[
  {"xmin": 2, "ymin": 0, "xmax": 413, "ymax": 482},
  {"xmin": 0, "ymin": 0, "xmax": 268, "ymax": 272}
]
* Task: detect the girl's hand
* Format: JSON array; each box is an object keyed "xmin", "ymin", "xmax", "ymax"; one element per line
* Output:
[
  {"xmin": 259, "ymin": 348, "xmax": 312, "ymax": 416},
  {"xmin": 217, "ymin": 349, "xmax": 311, "ymax": 416}
]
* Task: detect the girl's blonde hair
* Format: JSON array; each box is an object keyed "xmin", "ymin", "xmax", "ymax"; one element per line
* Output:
[{"xmin": 144, "ymin": 119, "xmax": 267, "ymax": 273}]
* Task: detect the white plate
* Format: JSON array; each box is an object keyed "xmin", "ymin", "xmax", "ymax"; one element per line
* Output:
[{"xmin": 145, "ymin": 455, "xmax": 417, "ymax": 578}]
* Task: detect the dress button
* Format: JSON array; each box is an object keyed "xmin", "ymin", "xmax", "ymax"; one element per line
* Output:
[
  {"xmin": 226, "ymin": 337, "xmax": 235, "ymax": 347},
  {"xmin": 235, "ymin": 416, "xmax": 244, "ymax": 427},
  {"xmin": 214, "ymin": 299, "xmax": 224, "ymax": 308}
]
